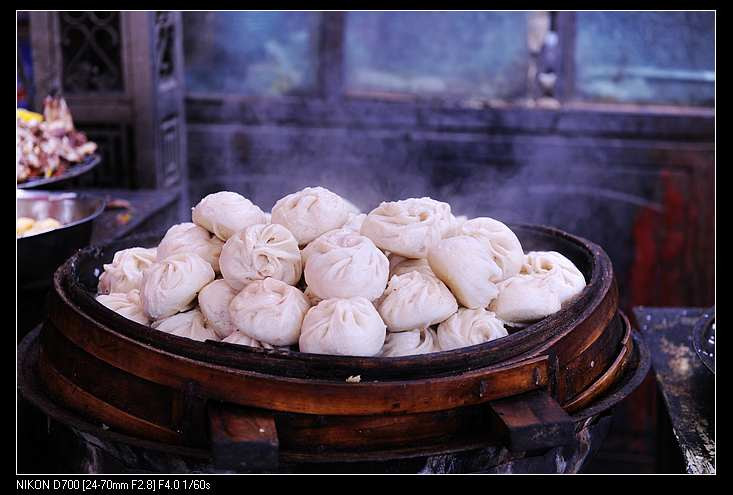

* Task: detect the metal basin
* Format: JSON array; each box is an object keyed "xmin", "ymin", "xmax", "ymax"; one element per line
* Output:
[{"xmin": 17, "ymin": 189, "xmax": 106, "ymax": 290}]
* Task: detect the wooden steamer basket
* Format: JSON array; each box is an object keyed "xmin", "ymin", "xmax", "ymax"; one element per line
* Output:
[{"xmin": 28, "ymin": 225, "xmax": 647, "ymax": 472}]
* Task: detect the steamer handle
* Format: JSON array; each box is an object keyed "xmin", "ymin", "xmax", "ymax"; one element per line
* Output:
[
  {"xmin": 488, "ymin": 389, "xmax": 576, "ymax": 452},
  {"xmin": 207, "ymin": 401, "xmax": 279, "ymax": 472}
]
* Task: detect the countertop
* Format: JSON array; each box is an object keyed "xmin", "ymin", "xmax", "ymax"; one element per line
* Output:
[{"xmin": 635, "ymin": 306, "xmax": 715, "ymax": 474}]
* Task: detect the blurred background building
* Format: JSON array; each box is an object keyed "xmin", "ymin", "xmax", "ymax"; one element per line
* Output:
[{"xmin": 17, "ymin": 11, "xmax": 715, "ymax": 472}]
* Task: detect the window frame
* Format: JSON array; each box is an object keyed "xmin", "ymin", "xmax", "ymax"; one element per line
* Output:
[{"xmin": 183, "ymin": 10, "xmax": 714, "ymax": 135}]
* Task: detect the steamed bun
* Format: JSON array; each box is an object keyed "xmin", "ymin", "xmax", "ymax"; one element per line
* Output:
[
  {"xmin": 360, "ymin": 197, "xmax": 453, "ymax": 258},
  {"xmin": 152, "ymin": 309, "xmax": 218, "ymax": 342},
  {"xmin": 343, "ymin": 212, "xmax": 366, "ymax": 232},
  {"xmin": 229, "ymin": 277, "xmax": 310, "ymax": 346},
  {"xmin": 98, "ymin": 247, "xmax": 157, "ymax": 294},
  {"xmin": 437, "ymin": 308, "xmax": 508, "ymax": 351},
  {"xmin": 379, "ymin": 327, "xmax": 441, "ymax": 357},
  {"xmin": 157, "ymin": 222, "xmax": 224, "ymax": 272},
  {"xmin": 389, "ymin": 257, "xmax": 435, "ymax": 279},
  {"xmin": 377, "ymin": 271, "xmax": 457, "ymax": 332},
  {"xmin": 219, "ymin": 223, "xmax": 302, "ymax": 290},
  {"xmin": 271, "ymin": 186, "xmax": 352, "ymax": 245},
  {"xmin": 455, "ymin": 217, "xmax": 524, "ymax": 280},
  {"xmin": 303, "ymin": 229, "xmax": 389, "ymax": 301},
  {"xmin": 428, "ymin": 235, "xmax": 502, "ymax": 309},
  {"xmin": 140, "ymin": 253, "xmax": 215, "ymax": 319},
  {"xmin": 222, "ymin": 331, "xmax": 275, "ymax": 349},
  {"xmin": 192, "ymin": 191, "xmax": 267, "ymax": 241},
  {"xmin": 95, "ymin": 289, "xmax": 150, "ymax": 326},
  {"xmin": 490, "ymin": 251, "xmax": 586, "ymax": 324},
  {"xmin": 299, "ymin": 297, "xmax": 386, "ymax": 356},
  {"xmin": 198, "ymin": 279, "xmax": 238, "ymax": 339}
]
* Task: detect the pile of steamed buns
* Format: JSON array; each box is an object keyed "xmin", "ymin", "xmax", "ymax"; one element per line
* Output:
[{"xmin": 96, "ymin": 187, "xmax": 586, "ymax": 358}]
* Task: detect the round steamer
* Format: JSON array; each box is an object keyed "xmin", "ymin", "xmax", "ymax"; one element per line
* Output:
[
  {"xmin": 20, "ymin": 325, "xmax": 650, "ymax": 473},
  {"xmin": 35, "ymin": 225, "xmax": 636, "ymax": 469}
]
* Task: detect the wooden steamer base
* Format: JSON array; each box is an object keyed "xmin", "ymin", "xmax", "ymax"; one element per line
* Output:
[{"xmin": 18, "ymin": 226, "xmax": 651, "ymax": 473}]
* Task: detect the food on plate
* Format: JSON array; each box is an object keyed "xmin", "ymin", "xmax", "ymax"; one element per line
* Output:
[
  {"xmin": 16, "ymin": 216, "xmax": 62, "ymax": 237},
  {"xmin": 16, "ymin": 95, "xmax": 97, "ymax": 184}
]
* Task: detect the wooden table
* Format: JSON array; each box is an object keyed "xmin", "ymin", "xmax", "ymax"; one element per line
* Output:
[
  {"xmin": 635, "ymin": 307, "xmax": 715, "ymax": 474},
  {"xmin": 86, "ymin": 187, "xmax": 182, "ymax": 244}
]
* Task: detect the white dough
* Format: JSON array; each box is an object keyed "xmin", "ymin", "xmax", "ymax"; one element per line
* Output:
[
  {"xmin": 445, "ymin": 213, "xmax": 468, "ymax": 238},
  {"xmin": 437, "ymin": 308, "xmax": 508, "ymax": 351},
  {"xmin": 360, "ymin": 197, "xmax": 453, "ymax": 258},
  {"xmin": 379, "ymin": 327, "xmax": 441, "ymax": 357},
  {"xmin": 95, "ymin": 289, "xmax": 150, "ymax": 326},
  {"xmin": 271, "ymin": 186, "xmax": 352, "ymax": 245},
  {"xmin": 157, "ymin": 222, "xmax": 224, "ymax": 272},
  {"xmin": 342, "ymin": 212, "xmax": 366, "ymax": 232},
  {"xmin": 456, "ymin": 217, "xmax": 524, "ymax": 280},
  {"xmin": 490, "ymin": 251, "xmax": 586, "ymax": 324},
  {"xmin": 97, "ymin": 247, "xmax": 157, "ymax": 294},
  {"xmin": 222, "ymin": 331, "xmax": 274, "ymax": 349},
  {"xmin": 387, "ymin": 252, "xmax": 408, "ymax": 273},
  {"xmin": 219, "ymin": 223, "xmax": 302, "ymax": 290},
  {"xmin": 303, "ymin": 286, "xmax": 323, "ymax": 307},
  {"xmin": 489, "ymin": 277, "xmax": 563, "ymax": 324},
  {"xmin": 299, "ymin": 297, "xmax": 386, "ymax": 356},
  {"xmin": 427, "ymin": 235, "xmax": 502, "ymax": 309},
  {"xmin": 192, "ymin": 191, "xmax": 267, "ymax": 241},
  {"xmin": 152, "ymin": 309, "xmax": 218, "ymax": 342},
  {"xmin": 389, "ymin": 257, "xmax": 436, "ymax": 279},
  {"xmin": 522, "ymin": 251, "xmax": 586, "ymax": 304},
  {"xmin": 303, "ymin": 229, "xmax": 389, "ymax": 301},
  {"xmin": 229, "ymin": 278, "xmax": 310, "ymax": 346},
  {"xmin": 198, "ymin": 279, "xmax": 238, "ymax": 339},
  {"xmin": 377, "ymin": 271, "xmax": 457, "ymax": 332},
  {"xmin": 140, "ymin": 253, "xmax": 215, "ymax": 319}
]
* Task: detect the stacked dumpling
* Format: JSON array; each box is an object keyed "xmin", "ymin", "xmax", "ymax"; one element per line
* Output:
[
  {"xmin": 302, "ymin": 228, "xmax": 389, "ymax": 301},
  {"xmin": 98, "ymin": 247, "xmax": 157, "ymax": 294},
  {"xmin": 219, "ymin": 223, "xmax": 302, "ymax": 290},
  {"xmin": 361, "ymin": 197, "xmax": 453, "ymax": 258},
  {"xmin": 94, "ymin": 186, "xmax": 586, "ymax": 358},
  {"xmin": 489, "ymin": 251, "xmax": 586, "ymax": 325}
]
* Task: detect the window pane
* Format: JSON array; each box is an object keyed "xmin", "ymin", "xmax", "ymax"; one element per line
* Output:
[
  {"xmin": 575, "ymin": 12, "xmax": 714, "ymax": 106},
  {"xmin": 182, "ymin": 12, "xmax": 321, "ymax": 95},
  {"xmin": 344, "ymin": 12, "xmax": 529, "ymax": 99}
]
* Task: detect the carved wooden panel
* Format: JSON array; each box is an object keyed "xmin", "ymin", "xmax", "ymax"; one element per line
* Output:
[
  {"xmin": 59, "ymin": 12, "xmax": 124, "ymax": 93},
  {"xmin": 159, "ymin": 116, "xmax": 181, "ymax": 188},
  {"xmin": 29, "ymin": 11, "xmax": 187, "ymax": 199}
]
